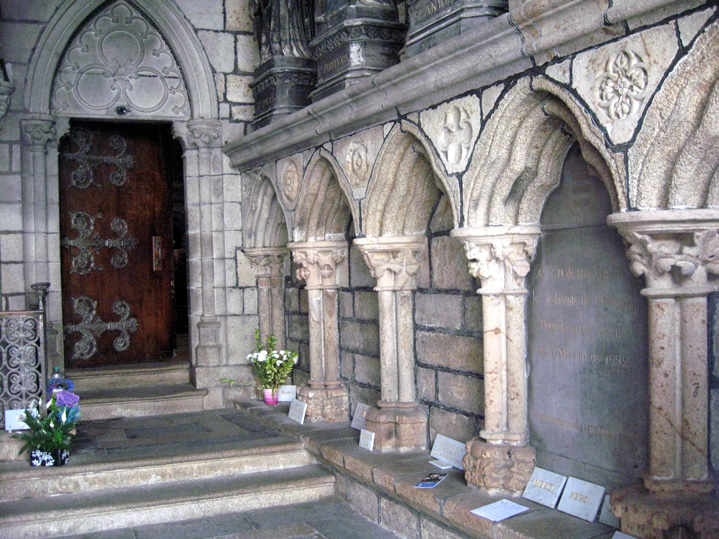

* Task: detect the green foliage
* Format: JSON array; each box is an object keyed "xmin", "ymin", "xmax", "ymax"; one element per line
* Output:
[
  {"xmin": 248, "ymin": 330, "xmax": 298, "ymax": 391},
  {"xmin": 11, "ymin": 395, "xmax": 77, "ymax": 455}
]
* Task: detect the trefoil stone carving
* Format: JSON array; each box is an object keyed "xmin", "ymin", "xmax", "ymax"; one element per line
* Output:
[
  {"xmin": 597, "ymin": 49, "xmax": 648, "ymax": 121},
  {"xmin": 61, "ymin": 211, "xmax": 138, "ymax": 275},
  {"xmin": 437, "ymin": 106, "xmax": 473, "ymax": 166},
  {"xmin": 60, "ymin": 128, "xmax": 135, "ymax": 189},
  {"xmin": 64, "ymin": 296, "xmax": 138, "ymax": 361}
]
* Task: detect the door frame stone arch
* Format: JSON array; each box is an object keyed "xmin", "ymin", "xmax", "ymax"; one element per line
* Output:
[{"xmin": 21, "ymin": 0, "xmax": 222, "ymax": 373}]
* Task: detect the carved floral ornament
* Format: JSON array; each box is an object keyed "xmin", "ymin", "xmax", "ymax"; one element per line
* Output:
[
  {"xmin": 623, "ymin": 229, "xmax": 719, "ymax": 287},
  {"xmin": 437, "ymin": 105, "xmax": 473, "ymax": 166},
  {"xmin": 358, "ymin": 246, "xmax": 423, "ymax": 291},
  {"xmin": 292, "ymin": 246, "xmax": 347, "ymax": 288},
  {"xmin": 282, "ymin": 160, "xmax": 300, "ymax": 201},
  {"xmin": 460, "ymin": 235, "xmax": 539, "ymax": 289},
  {"xmin": 21, "ymin": 120, "xmax": 56, "ymax": 148},
  {"xmin": 245, "ymin": 249, "xmax": 287, "ymax": 276},
  {"xmin": 597, "ymin": 49, "xmax": 648, "ymax": 121},
  {"xmin": 187, "ymin": 124, "xmax": 221, "ymax": 149},
  {"xmin": 345, "ymin": 139, "xmax": 370, "ymax": 187}
]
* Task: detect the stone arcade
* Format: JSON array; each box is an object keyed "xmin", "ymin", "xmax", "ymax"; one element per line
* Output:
[{"xmin": 1, "ymin": 0, "xmax": 718, "ymax": 537}]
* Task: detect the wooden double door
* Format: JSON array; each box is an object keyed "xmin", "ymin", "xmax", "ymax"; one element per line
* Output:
[{"xmin": 59, "ymin": 121, "xmax": 182, "ymax": 368}]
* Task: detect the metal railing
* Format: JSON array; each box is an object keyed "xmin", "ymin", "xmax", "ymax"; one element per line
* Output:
[{"xmin": 0, "ymin": 284, "xmax": 50, "ymax": 429}]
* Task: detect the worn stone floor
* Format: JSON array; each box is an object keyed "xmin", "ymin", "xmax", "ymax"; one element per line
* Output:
[{"xmin": 55, "ymin": 499, "xmax": 400, "ymax": 539}]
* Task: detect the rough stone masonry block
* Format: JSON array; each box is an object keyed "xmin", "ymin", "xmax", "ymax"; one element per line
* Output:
[
  {"xmin": 339, "ymin": 290, "xmax": 353, "ymax": 318},
  {"xmin": 416, "ymin": 367, "xmax": 436, "ymax": 403},
  {"xmin": 464, "ymin": 295, "xmax": 482, "ymax": 330},
  {"xmin": 416, "ymin": 292, "xmax": 462, "ymax": 329},
  {"xmin": 416, "ymin": 331, "xmax": 482, "ymax": 373},
  {"xmin": 431, "ymin": 236, "xmax": 474, "ymax": 291},
  {"xmin": 225, "ymin": 0, "xmax": 254, "ymax": 32},
  {"xmin": 438, "ymin": 372, "xmax": 483, "ymax": 415},
  {"xmin": 226, "ymin": 74, "xmax": 254, "ymax": 103},
  {"xmin": 712, "ymin": 388, "xmax": 719, "ymax": 472},
  {"xmin": 340, "ymin": 320, "xmax": 380, "ymax": 356},
  {"xmin": 354, "ymin": 290, "xmax": 379, "ymax": 320},
  {"xmin": 354, "ymin": 354, "xmax": 381, "ymax": 386},
  {"xmin": 347, "ymin": 480, "xmax": 380, "ymax": 523},
  {"xmin": 429, "ymin": 407, "xmax": 478, "ymax": 445},
  {"xmin": 175, "ymin": 0, "xmax": 224, "ymax": 30},
  {"xmin": 380, "ymin": 497, "xmax": 419, "ymax": 539},
  {"xmin": 236, "ymin": 34, "xmax": 259, "ymax": 73},
  {"xmin": 198, "ymin": 31, "xmax": 235, "ymax": 73},
  {"xmin": 288, "ymin": 314, "xmax": 310, "ymax": 342}
]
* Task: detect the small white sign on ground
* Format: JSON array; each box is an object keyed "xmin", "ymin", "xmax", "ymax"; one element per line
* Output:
[
  {"xmin": 471, "ymin": 499, "xmax": 530, "ymax": 522},
  {"xmin": 611, "ymin": 532, "xmax": 638, "ymax": 539},
  {"xmin": 557, "ymin": 477, "xmax": 605, "ymax": 522},
  {"xmin": 359, "ymin": 429, "xmax": 375, "ymax": 451},
  {"xmin": 277, "ymin": 385, "xmax": 297, "ymax": 402},
  {"xmin": 288, "ymin": 399, "xmax": 307, "ymax": 425},
  {"xmin": 598, "ymin": 494, "xmax": 620, "ymax": 528},
  {"xmin": 350, "ymin": 402, "xmax": 370, "ymax": 430},
  {"xmin": 4, "ymin": 409, "xmax": 29, "ymax": 432},
  {"xmin": 522, "ymin": 467, "xmax": 567, "ymax": 508},
  {"xmin": 429, "ymin": 434, "xmax": 466, "ymax": 470}
]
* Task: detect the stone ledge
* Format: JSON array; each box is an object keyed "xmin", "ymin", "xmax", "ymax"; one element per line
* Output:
[{"xmin": 233, "ymin": 400, "xmax": 615, "ymax": 539}]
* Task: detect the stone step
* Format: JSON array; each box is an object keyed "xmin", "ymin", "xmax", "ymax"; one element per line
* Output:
[
  {"xmin": 0, "ymin": 437, "xmax": 310, "ymax": 501},
  {"xmin": 0, "ymin": 465, "xmax": 336, "ymax": 538},
  {"xmin": 67, "ymin": 360, "xmax": 191, "ymax": 392},
  {"xmin": 77, "ymin": 383, "xmax": 208, "ymax": 420}
]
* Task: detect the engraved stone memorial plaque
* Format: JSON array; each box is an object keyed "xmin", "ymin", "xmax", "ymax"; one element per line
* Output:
[
  {"xmin": 527, "ymin": 144, "xmax": 648, "ymax": 489},
  {"xmin": 522, "ymin": 467, "xmax": 567, "ymax": 508},
  {"xmin": 557, "ymin": 477, "xmax": 605, "ymax": 522}
]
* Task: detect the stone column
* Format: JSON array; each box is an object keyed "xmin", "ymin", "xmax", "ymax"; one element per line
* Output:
[
  {"xmin": 354, "ymin": 236, "xmax": 428, "ymax": 452},
  {"xmin": 609, "ymin": 210, "xmax": 718, "ymax": 539},
  {"xmin": 245, "ymin": 247, "xmax": 287, "ymax": 347},
  {"xmin": 451, "ymin": 226, "xmax": 540, "ymax": 495},
  {"xmin": 289, "ymin": 240, "xmax": 350, "ymax": 422},
  {"xmin": 184, "ymin": 120, "xmax": 224, "ymax": 369}
]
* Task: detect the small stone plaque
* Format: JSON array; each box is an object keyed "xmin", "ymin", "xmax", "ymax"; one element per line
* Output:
[
  {"xmin": 277, "ymin": 385, "xmax": 297, "ymax": 402},
  {"xmin": 598, "ymin": 494, "xmax": 620, "ymax": 528},
  {"xmin": 359, "ymin": 429, "xmax": 375, "ymax": 451},
  {"xmin": 429, "ymin": 434, "xmax": 466, "ymax": 470},
  {"xmin": 557, "ymin": 477, "xmax": 605, "ymax": 522},
  {"xmin": 351, "ymin": 402, "xmax": 371, "ymax": 431},
  {"xmin": 288, "ymin": 399, "xmax": 307, "ymax": 425},
  {"xmin": 522, "ymin": 467, "xmax": 567, "ymax": 508}
]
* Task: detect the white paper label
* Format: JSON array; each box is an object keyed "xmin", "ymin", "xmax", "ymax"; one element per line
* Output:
[
  {"xmin": 359, "ymin": 429, "xmax": 375, "ymax": 451},
  {"xmin": 277, "ymin": 385, "xmax": 297, "ymax": 402},
  {"xmin": 4, "ymin": 409, "xmax": 30, "ymax": 432},
  {"xmin": 288, "ymin": 399, "xmax": 307, "ymax": 424},
  {"xmin": 429, "ymin": 434, "xmax": 466, "ymax": 470},
  {"xmin": 470, "ymin": 499, "xmax": 530, "ymax": 522},
  {"xmin": 350, "ymin": 402, "xmax": 370, "ymax": 430}
]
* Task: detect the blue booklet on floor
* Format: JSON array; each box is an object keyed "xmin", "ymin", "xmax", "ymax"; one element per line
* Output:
[{"xmin": 414, "ymin": 473, "xmax": 448, "ymax": 488}]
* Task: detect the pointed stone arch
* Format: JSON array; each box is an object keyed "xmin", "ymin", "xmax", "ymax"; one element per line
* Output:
[
  {"xmin": 463, "ymin": 77, "xmax": 624, "ymax": 228},
  {"xmin": 631, "ymin": 20, "xmax": 719, "ymax": 210},
  {"xmin": 293, "ymin": 150, "xmax": 356, "ymax": 242},
  {"xmin": 243, "ymin": 171, "xmax": 290, "ymax": 249},
  {"xmin": 363, "ymin": 124, "xmax": 455, "ymax": 237},
  {"xmin": 25, "ymin": 0, "xmax": 217, "ymax": 119}
]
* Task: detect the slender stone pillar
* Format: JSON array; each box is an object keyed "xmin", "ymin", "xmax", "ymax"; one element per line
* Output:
[
  {"xmin": 608, "ymin": 210, "xmax": 719, "ymax": 539},
  {"xmin": 451, "ymin": 226, "xmax": 540, "ymax": 495},
  {"xmin": 184, "ymin": 120, "xmax": 224, "ymax": 369},
  {"xmin": 244, "ymin": 247, "xmax": 287, "ymax": 347},
  {"xmin": 354, "ymin": 236, "xmax": 428, "ymax": 452},
  {"xmin": 289, "ymin": 240, "xmax": 350, "ymax": 422}
]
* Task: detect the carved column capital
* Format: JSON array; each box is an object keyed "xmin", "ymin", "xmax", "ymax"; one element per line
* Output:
[
  {"xmin": 21, "ymin": 117, "xmax": 57, "ymax": 149},
  {"xmin": 185, "ymin": 119, "xmax": 221, "ymax": 150},
  {"xmin": 289, "ymin": 240, "xmax": 348, "ymax": 289},
  {"xmin": 244, "ymin": 247, "xmax": 287, "ymax": 277},
  {"xmin": 0, "ymin": 79, "xmax": 15, "ymax": 121},
  {"xmin": 354, "ymin": 236, "xmax": 426, "ymax": 291},
  {"xmin": 609, "ymin": 210, "xmax": 719, "ymax": 292},
  {"xmin": 451, "ymin": 226, "xmax": 540, "ymax": 291}
]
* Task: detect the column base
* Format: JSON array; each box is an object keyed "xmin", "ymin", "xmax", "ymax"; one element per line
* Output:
[
  {"xmin": 611, "ymin": 485, "xmax": 719, "ymax": 539},
  {"xmin": 365, "ymin": 404, "xmax": 427, "ymax": 453},
  {"xmin": 462, "ymin": 439, "xmax": 536, "ymax": 496},
  {"xmin": 297, "ymin": 385, "xmax": 349, "ymax": 423}
]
